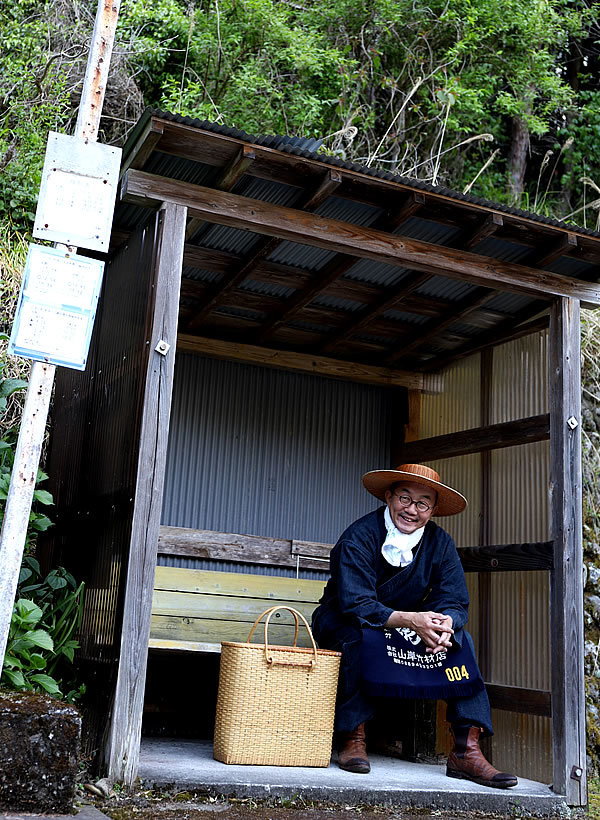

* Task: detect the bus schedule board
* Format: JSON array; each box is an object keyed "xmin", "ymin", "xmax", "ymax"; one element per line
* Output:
[
  {"xmin": 33, "ymin": 132, "xmax": 122, "ymax": 252},
  {"xmin": 8, "ymin": 244, "xmax": 104, "ymax": 371}
]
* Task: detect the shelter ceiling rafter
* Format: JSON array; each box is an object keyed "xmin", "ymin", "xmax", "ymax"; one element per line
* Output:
[
  {"xmin": 384, "ymin": 287, "xmax": 496, "ymax": 363},
  {"xmin": 123, "ymin": 169, "xmax": 600, "ymax": 307},
  {"xmin": 178, "ymin": 243, "xmax": 513, "ymax": 329},
  {"xmin": 256, "ymin": 191, "xmax": 431, "ymax": 345},
  {"xmin": 184, "ymin": 144, "xmax": 257, "ymax": 241},
  {"xmin": 185, "ymin": 169, "xmax": 343, "ymax": 331},
  {"xmin": 319, "ymin": 272, "xmax": 431, "ymax": 354},
  {"xmin": 422, "ymin": 304, "xmax": 549, "ymax": 371}
]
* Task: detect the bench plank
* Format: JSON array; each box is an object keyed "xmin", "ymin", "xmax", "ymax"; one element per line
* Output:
[
  {"xmin": 150, "ymin": 615, "xmax": 316, "ymax": 648},
  {"xmin": 149, "ymin": 567, "xmax": 326, "ymax": 653},
  {"xmin": 152, "ymin": 590, "xmax": 320, "ymax": 623},
  {"xmin": 153, "ymin": 566, "xmax": 325, "ymax": 602}
]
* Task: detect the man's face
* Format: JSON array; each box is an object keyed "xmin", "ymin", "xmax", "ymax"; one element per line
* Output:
[{"xmin": 384, "ymin": 481, "xmax": 437, "ymax": 534}]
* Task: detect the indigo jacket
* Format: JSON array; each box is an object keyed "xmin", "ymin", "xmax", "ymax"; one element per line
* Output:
[{"xmin": 313, "ymin": 507, "xmax": 469, "ymax": 645}]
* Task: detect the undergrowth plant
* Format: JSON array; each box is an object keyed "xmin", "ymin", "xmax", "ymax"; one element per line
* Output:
[
  {"xmin": 0, "ymin": 360, "xmax": 85, "ymax": 702},
  {"xmin": 2, "ymin": 558, "xmax": 85, "ymax": 700}
]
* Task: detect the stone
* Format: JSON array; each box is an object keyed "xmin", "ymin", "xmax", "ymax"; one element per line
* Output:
[
  {"xmin": 588, "ymin": 563, "xmax": 600, "ymax": 589},
  {"xmin": 0, "ymin": 690, "xmax": 81, "ymax": 813}
]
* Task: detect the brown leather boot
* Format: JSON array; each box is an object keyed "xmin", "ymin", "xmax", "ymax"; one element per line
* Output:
[
  {"xmin": 447, "ymin": 726, "xmax": 517, "ymax": 788},
  {"xmin": 338, "ymin": 722, "xmax": 370, "ymax": 773}
]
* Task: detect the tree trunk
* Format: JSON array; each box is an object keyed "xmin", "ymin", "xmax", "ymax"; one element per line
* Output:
[{"xmin": 508, "ymin": 115, "xmax": 530, "ymax": 205}]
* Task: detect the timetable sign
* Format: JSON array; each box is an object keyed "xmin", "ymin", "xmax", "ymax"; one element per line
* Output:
[
  {"xmin": 33, "ymin": 132, "xmax": 122, "ymax": 252},
  {"xmin": 8, "ymin": 244, "xmax": 104, "ymax": 371}
]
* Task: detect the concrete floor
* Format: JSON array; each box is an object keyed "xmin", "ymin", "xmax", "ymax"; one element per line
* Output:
[{"xmin": 138, "ymin": 738, "xmax": 570, "ymax": 816}]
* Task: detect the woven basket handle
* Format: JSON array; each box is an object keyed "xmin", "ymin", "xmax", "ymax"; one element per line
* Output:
[
  {"xmin": 247, "ymin": 606, "xmax": 319, "ymax": 669},
  {"xmin": 247, "ymin": 605, "xmax": 300, "ymax": 646}
]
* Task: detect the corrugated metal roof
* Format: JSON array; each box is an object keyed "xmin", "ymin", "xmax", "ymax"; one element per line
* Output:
[
  {"xmin": 397, "ymin": 217, "xmax": 460, "ymax": 245},
  {"xmin": 310, "ymin": 293, "xmax": 364, "ymax": 313},
  {"xmin": 414, "ymin": 277, "xmax": 478, "ymax": 301},
  {"xmin": 267, "ymin": 241, "xmax": 336, "ymax": 269},
  {"xmin": 200, "ymin": 223, "xmax": 264, "ymax": 255},
  {"xmin": 381, "ymin": 309, "xmax": 429, "ymax": 326},
  {"xmin": 182, "ymin": 265, "xmax": 220, "ymax": 284},
  {"xmin": 124, "ymin": 108, "xmax": 600, "ymax": 238},
  {"xmin": 314, "ymin": 196, "xmax": 383, "ymax": 225},
  {"xmin": 342, "ymin": 259, "xmax": 412, "ymax": 287},
  {"xmin": 240, "ymin": 279, "xmax": 296, "ymax": 299},
  {"xmin": 114, "ymin": 108, "xmax": 600, "ymax": 373}
]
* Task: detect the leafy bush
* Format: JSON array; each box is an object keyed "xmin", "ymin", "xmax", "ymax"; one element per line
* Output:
[
  {"xmin": 1, "ymin": 558, "xmax": 85, "ymax": 700},
  {"xmin": 0, "ymin": 360, "xmax": 84, "ymax": 702}
]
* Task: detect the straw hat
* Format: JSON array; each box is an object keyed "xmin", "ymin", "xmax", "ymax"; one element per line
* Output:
[{"xmin": 361, "ymin": 463, "xmax": 467, "ymax": 516}]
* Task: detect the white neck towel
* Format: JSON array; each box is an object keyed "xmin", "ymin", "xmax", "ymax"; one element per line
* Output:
[{"xmin": 381, "ymin": 507, "xmax": 425, "ymax": 567}]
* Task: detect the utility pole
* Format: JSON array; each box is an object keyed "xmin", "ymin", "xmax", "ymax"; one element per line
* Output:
[{"xmin": 0, "ymin": 0, "xmax": 121, "ymax": 674}]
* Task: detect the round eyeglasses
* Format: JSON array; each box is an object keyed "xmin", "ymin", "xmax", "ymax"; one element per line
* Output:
[{"xmin": 392, "ymin": 492, "xmax": 433, "ymax": 513}]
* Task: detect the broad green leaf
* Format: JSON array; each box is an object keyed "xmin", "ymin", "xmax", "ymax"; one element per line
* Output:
[
  {"xmin": 14, "ymin": 599, "xmax": 43, "ymax": 623},
  {"xmin": 33, "ymin": 489, "xmax": 53, "ymax": 506},
  {"xmin": 18, "ymin": 567, "xmax": 33, "ymax": 584},
  {"xmin": 0, "ymin": 378, "xmax": 28, "ymax": 398},
  {"xmin": 31, "ymin": 514, "xmax": 53, "ymax": 532},
  {"xmin": 3, "ymin": 669, "xmax": 26, "ymax": 688},
  {"xmin": 24, "ymin": 557, "xmax": 41, "ymax": 575},
  {"xmin": 45, "ymin": 572, "xmax": 67, "ymax": 590},
  {"xmin": 30, "ymin": 674, "xmax": 61, "ymax": 695},
  {"xmin": 27, "ymin": 629, "xmax": 54, "ymax": 651}
]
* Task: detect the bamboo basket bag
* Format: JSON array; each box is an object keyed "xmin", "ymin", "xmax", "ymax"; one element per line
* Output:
[{"xmin": 213, "ymin": 605, "xmax": 341, "ymax": 767}]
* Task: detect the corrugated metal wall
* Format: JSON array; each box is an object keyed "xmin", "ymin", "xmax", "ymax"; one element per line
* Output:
[
  {"xmin": 161, "ymin": 353, "xmax": 394, "ymax": 544},
  {"xmin": 420, "ymin": 354, "xmax": 481, "ymax": 548},
  {"xmin": 42, "ymin": 212, "xmax": 163, "ymax": 757},
  {"xmin": 420, "ymin": 331, "xmax": 552, "ymax": 783}
]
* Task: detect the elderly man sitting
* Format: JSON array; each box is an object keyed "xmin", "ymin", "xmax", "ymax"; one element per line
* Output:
[{"xmin": 311, "ymin": 463, "xmax": 517, "ymax": 789}]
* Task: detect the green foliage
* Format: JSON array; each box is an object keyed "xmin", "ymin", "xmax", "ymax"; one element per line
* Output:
[
  {"xmin": 0, "ymin": 332, "xmax": 85, "ymax": 703},
  {"xmin": 114, "ymin": 0, "xmax": 600, "ymax": 210},
  {"xmin": 0, "ymin": 0, "xmax": 72, "ymax": 233},
  {"xmin": 118, "ymin": 0, "xmax": 349, "ymax": 138},
  {"xmin": 0, "ymin": 428, "xmax": 54, "ymax": 543},
  {"xmin": 1, "ymin": 558, "xmax": 85, "ymax": 700}
]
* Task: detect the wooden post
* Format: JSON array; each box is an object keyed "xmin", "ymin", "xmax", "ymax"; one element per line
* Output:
[
  {"xmin": 478, "ymin": 349, "xmax": 493, "ymax": 763},
  {"xmin": 0, "ymin": 0, "xmax": 121, "ymax": 675},
  {"xmin": 104, "ymin": 202, "xmax": 187, "ymax": 785},
  {"xmin": 404, "ymin": 390, "xmax": 421, "ymax": 444},
  {"xmin": 0, "ymin": 363, "xmax": 54, "ymax": 666},
  {"xmin": 549, "ymin": 297, "xmax": 586, "ymax": 805}
]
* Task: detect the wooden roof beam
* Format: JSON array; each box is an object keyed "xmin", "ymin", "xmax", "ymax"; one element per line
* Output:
[
  {"xmin": 421, "ymin": 304, "xmax": 549, "ymax": 371},
  {"xmin": 463, "ymin": 213, "xmax": 504, "ymax": 250},
  {"xmin": 182, "ymin": 243, "xmax": 473, "ymax": 316},
  {"xmin": 185, "ymin": 145, "xmax": 256, "ymax": 241},
  {"xmin": 385, "ymin": 287, "xmax": 496, "ymax": 363},
  {"xmin": 148, "ymin": 118, "xmax": 600, "ymax": 264},
  {"xmin": 532, "ymin": 232, "xmax": 578, "ymax": 268},
  {"xmin": 184, "ymin": 169, "xmax": 343, "ymax": 331},
  {"xmin": 388, "ymin": 192, "xmax": 426, "ymax": 228},
  {"xmin": 319, "ymin": 272, "xmax": 431, "ymax": 353},
  {"xmin": 119, "ymin": 119, "xmax": 164, "ymax": 180},
  {"xmin": 256, "ymin": 193, "xmax": 429, "ymax": 344},
  {"xmin": 255, "ymin": 254, "xmax": 357, "ymax": 343},
  {"xmin": 176, "ymin": 333, "xmax": 429, "ymax": 390},
  {"xmin": 123, "ymin": 170, "xmax": 600, "ymax": 306}
]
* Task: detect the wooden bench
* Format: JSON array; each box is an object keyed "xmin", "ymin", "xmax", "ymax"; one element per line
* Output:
[{"xmin": 149, "ymin": 527, "xmax": 331, "ymax": 653}]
